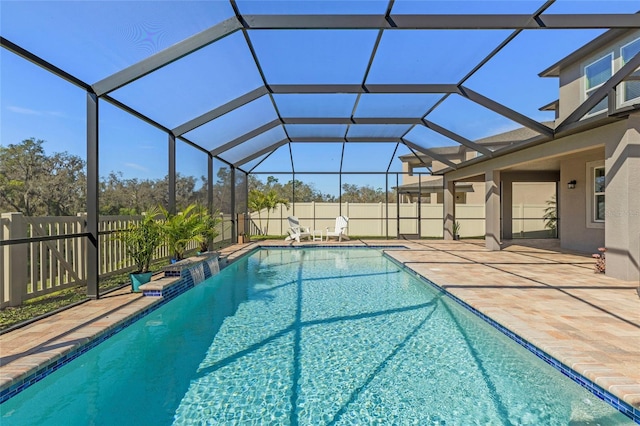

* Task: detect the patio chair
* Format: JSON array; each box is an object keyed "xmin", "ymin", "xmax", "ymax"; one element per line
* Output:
[
  {"xmin": 326, "ymin": 216, "xmax": 349, "ymax": 242},
  {"xmin": 284, "ymin": 216, "xmax": 312, "ymax": 242}
]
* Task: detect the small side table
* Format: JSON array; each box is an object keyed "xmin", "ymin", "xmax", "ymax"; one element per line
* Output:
[{"xmin": 312, "ymin": 230, "xmax": 323, "ymax": 241}]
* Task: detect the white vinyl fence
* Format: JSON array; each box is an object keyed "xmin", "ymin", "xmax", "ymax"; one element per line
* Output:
[
  {"xmin": 250, "ymin": 202, "xmax": 551, "ymax": 239},
  {"xmin": 1, "ymin": 204, "xmax": 550, "ymax": 308}
]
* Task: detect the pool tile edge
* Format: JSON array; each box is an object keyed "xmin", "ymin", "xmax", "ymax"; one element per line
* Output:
[
  {"xmin": 0, "ymin": 257, "xmax": 224, "ymax": 404},
  {"xmin": 382, "ymin": 252, "xmax": 640, "ymax": 423}
]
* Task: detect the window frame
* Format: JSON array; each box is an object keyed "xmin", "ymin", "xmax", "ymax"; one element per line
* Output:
[
  {"xmin": 620, "ymin": 36, "xmax": 640, "ymax": 106},
  {"xmin": 585, "ymin": 160, "xmax": 605, "ymax": 229},
  {"xmin": 583, "ymin": 53, "xmax": 613, "ymax": 118}
]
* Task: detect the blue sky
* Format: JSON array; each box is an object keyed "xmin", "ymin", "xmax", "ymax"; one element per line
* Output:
[{"xmin": 1, "ymin": 0, "xmax": 638, "ymax": 195}]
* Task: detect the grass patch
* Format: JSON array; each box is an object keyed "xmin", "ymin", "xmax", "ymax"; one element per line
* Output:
[
  {"xmin": 0, "ymin": 245, "xmax": 234, "ymax": 332},
  {"xmin": 0, "ymin": 286, "xmax": 87, "ymax": 330}
]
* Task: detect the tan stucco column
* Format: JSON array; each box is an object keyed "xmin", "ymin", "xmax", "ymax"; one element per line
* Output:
[
  {"xmin": 485, "ymin": 170, "xmax": 501, "ymax": 250},
  {"xmin": 443, "ymin": 176, "xmax": 455, "ymax": 240},
  {"xmin": 605, "ymin": 113, "xmax": 640, "ymax": 281}
]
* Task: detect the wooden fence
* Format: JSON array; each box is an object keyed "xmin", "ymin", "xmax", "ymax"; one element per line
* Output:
[{"xmin": 1, "ymin": 212, "xmax": 231, "ymax": 308}]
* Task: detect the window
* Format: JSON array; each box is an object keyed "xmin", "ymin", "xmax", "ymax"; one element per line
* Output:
[
  {"xmin": 621, "ymin": 37, "xmax": 640, "ymax": 104},
  {"xmin": 585, "ymin": 161, "xmax": 605, "ymax": 229},
  {"xmin": 593, "ymin": 166, "xmax": 605, "ymax": 222},
  {"xmin": 584, "ymin": 54, "xmax": 612, "ymax": 116}
]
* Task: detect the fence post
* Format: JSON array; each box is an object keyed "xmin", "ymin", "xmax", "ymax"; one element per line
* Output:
[{"xmin": 2, "ymin": 212, "xmax": 27, "ymax": 307}]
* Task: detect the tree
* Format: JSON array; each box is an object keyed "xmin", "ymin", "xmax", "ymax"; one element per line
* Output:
[
  {"xmin": 0, "ymin": 138, "xmax": 86, "ymax": 216},
  {"xmin": 262, "ymin": 189, "xmax": 290, "ymax": 234},
  {"xmin": 248, "ymin": 189, "xmax": 290, "ymax": 235},
  {"xmin": 248, "ymin": 189, "xmax": 268, "ymax": 234},
  {"xmin": 341, "ymin": 183, "xmax": 390, "ymax": 203}
]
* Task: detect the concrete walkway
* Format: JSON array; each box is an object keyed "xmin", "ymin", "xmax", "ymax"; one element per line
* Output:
[{"xmin": 1, "ymin": 239, "xmax": 638, "ymax": 415}]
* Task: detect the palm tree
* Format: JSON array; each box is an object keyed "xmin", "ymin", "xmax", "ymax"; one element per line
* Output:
[
  {"xmin": 263, "ymin": 189, "xmax": 290, "ymax": 235},
  {"xmin": 543, "ymin": 194, "xmax": 557, "ymax": 236},
  {"xmin": 248, "ymin": 189, "xmax": 290, "ymax": 235},
  {"xmin": 248, "ymin": 189, "xmax": 268, "ymax": 235}
]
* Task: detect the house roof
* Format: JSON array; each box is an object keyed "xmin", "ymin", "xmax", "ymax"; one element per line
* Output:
[
  {"xmin": 398, "ymin": 121, "xmax": 556, "ymax": 164},
  {"xmin": 395, "ymin": 180, "xmax": 474, "ymax": 194}
]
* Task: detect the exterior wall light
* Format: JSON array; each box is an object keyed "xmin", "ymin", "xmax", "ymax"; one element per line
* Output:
[{"xmin": 568, "ymin": 180, "xmax": 577, "ymax": 189}]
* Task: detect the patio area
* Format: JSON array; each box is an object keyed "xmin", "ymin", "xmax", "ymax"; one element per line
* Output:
[{"xmin": 1, "ymin": 239, "xmax": 638, "ymax": 416}]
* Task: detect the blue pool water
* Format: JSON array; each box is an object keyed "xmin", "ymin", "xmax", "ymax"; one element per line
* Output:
[{"xmin": 0, "ymin": 248, "xmax": 633, "ymax": 425}]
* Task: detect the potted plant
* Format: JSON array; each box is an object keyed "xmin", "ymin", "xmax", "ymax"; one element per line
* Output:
[
  {"xmin": 159, "ymin": 203, "xmax": 205, "ymax": 262},
  {"xmin": 118, "ymin": 206, "xmax": 162, "ymax": 292},
  {"xmin": 452, "ymin": 221, "xmax": 461, "ymax": 240},
  {"xmin": 194, "ymin": 205, "xmax": 221, "ymax": 253}
]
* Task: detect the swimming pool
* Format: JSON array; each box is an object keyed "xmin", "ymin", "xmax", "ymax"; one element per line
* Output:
[{"xmin": 0, "ymin": 248, "xmax": 633, "ymax": 424}]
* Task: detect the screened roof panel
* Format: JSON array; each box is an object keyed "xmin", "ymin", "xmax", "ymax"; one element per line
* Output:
[
  {"xmin": 248, "ymin": 30, "xmax": 379, "ymax": 84},
  {"xmin": 390, "ymin": 0, "xmax": 543, "ymax": 14},
  {"xmin": 183, "ymin": 95, "xmax": 278, "ymax": 151},
  {"xmin": 367, "ymin": 30, "xmax": 512, "ymax": 84},
  {"xmin": 354, "ymin": 94, "xmax": 442, "ymax": 118},
  {"xmin": 347, "ymin": 125, "xmax": 411, "ymax": 138},
  {"xmin": 219, "ymin": 126, "xmax": 287, "ymax": 164},
  {"xmin": 545, "ymin": 0, "xmax": 640, "ymax": 13},
  {"xmin": 426, "ymin": 94, "xmax": 523, "ymax": 142},
  {"xmin": 341, "ymin": 143, "xmax": 399, "ymax": 172},
  {"xmin": 109, "ymin": 32, "xmax": 263, "ymax": 129},
  {"xmin": 250, "ymin": 146, "xmax": 293, "ymax": 174},
  {"xmin": 388, "ymin": 144, "xmax": 412, "ymax": 173},
  {"xmin": 3, "ymin": 2, "xmax": 636, "ymax": 179},
  {"xmin": 404, "ymin": 125, "xmax": 464, "ymax": 150},
  {"xmin": 239, "ymin": 153, "xmax": 270, "ymax": 173},
  {"xmin": 0, "ymin": 1, "xmax": 234, "ymax": 83},
  {"xmin": 286, "ymin": 125, "xmax": 348, "ymax": 139},
  {"xmin": 236, "ymin": 0, "xmax": 389, "ymax": 14},
  {"xmin": 290, "ymin": 143, "xmax": 342, "ymax": 172},
  {"xmin": 465, "ymin": 29, "xmax": 606, "ymax": 121},
  {"xmin": 275, "ymin": 94, "xmax": 358, "ymax": 118}
]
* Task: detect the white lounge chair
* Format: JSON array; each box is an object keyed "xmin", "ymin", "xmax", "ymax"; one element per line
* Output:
[
  {"xmin": 326, "ymin": 216, "xmax": 349, "ymax": 242},
  {"xmin": 284, "ymin": 216, "xmax": 312, "ymax": 242}
]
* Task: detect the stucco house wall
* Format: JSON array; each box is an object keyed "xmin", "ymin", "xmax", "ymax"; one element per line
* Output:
[
  {"xmin": 559, "ymin": 148, "xmax": 606, "ymax": 252},
  {"xmin": 558, "ymin": 29, "xmax": 640, "ymax": 123}
]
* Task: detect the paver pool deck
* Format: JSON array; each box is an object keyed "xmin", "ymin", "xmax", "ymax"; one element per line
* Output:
[{"xmin": 1, "ymin": 239, "xmax": 639, "ymax": 414}]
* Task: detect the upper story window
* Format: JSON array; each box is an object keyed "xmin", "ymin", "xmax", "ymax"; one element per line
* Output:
[
  {"xmin": 621, "ymin": 37, "xmax": 640, "ymax": 104},
  {"xmin": 584, "ymin": 54, "xmax": 613, "ymax": 116}
]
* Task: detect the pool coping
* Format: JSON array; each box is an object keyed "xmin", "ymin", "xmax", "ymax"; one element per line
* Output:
[
  {"xmin": 1, "ymin": 242, "xmax": 638, "ymax": 423},
  {"xmin": 0, "ymin": 253, "xmax": 226, "ymax": 404},
  {"xmin": 380, "ymin": 250, "xmax": 640, "ymax": 423}
]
